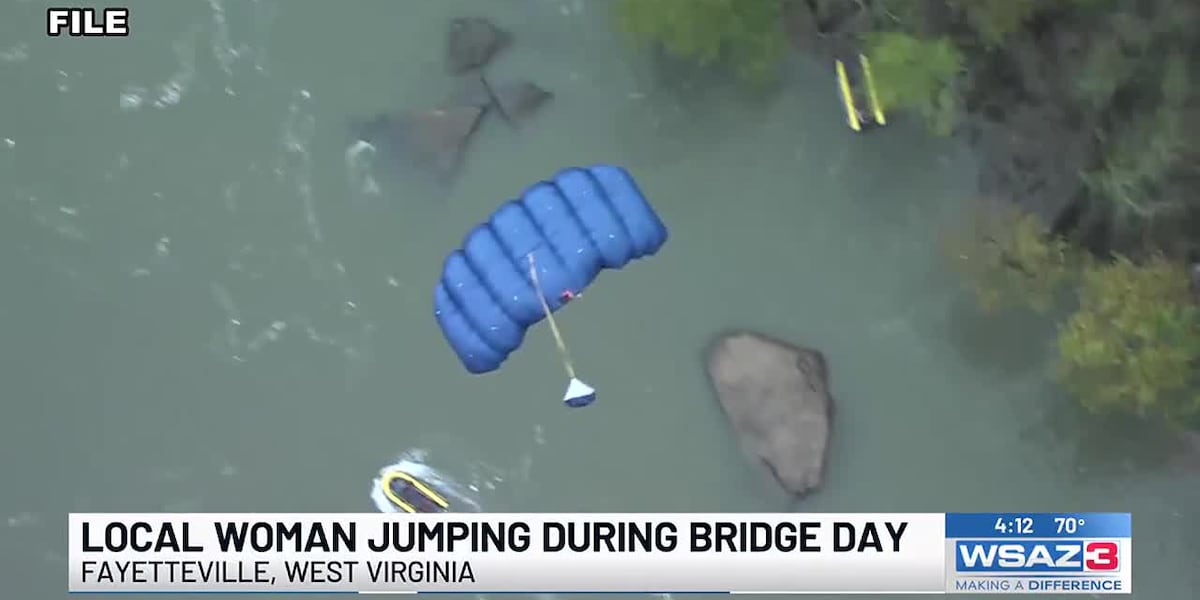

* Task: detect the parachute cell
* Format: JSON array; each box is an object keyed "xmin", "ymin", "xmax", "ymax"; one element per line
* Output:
[{"xmin": 434, "ymin": 164, "xmax": 667, "ymax": 374}]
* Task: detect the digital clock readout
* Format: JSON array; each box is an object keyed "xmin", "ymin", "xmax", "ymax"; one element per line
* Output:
[{"xmin": 994, "ymin": 516, "xmax": 1088, "ymax": 535}]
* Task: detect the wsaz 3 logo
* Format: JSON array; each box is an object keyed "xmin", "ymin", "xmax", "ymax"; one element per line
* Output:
[{"xmin": 956, "ymin": 541, "xmax": 1121, "ymax": 572}]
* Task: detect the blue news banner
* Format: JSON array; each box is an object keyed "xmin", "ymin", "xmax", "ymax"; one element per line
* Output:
[{"xmin": 945, "ymin": 513, "xmax": 1131, "ymax": 594}]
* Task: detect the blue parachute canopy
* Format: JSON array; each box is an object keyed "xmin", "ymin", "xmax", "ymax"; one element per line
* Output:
[{"xmin": 435, "ymin": 164, "xmax": 668, "ymax": 374}]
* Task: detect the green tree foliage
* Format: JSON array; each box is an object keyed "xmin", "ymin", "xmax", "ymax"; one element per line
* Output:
[
  {"xmin": 952, "ymin": 0, "xmax": 1118, "ymax": 46},
  {"xmin": 1082, "ymin": 53, "xmax": 1191, "ymax": 224},
  {"xmin": 864, "ymin": 32, "xmax": 963, "ymax": 135},
  {"xmin": 865, "ymin": 0, "xmax": 1200, "ymax": 431},
  {"xmin": 1067, "ymin": 0, "xmax": 1199, "ymax": 236},
  {"xmin": 614, "ymin": 0, "xmax": 788, "ymax": 84},
  {"xmin": 948, "ymin": 206, "xmax": 1079, "ymax": 313},
  {"xmin": 946, "ymin": 0, "xmax": 1041, "ymax": 47},
  {"xmin": 1056, "ymin": 255, "xmax": 1200, "ymax": 424},
  {"xmin": 1071, "ymin": 34, "xmax": 1141, "ymax": 111}
]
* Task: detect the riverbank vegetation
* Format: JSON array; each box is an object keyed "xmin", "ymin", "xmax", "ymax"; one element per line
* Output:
[
  {"xmin": 613, "ymin": 0, "xmax": 1200, "ymax": 430},
  {"xmin": 614, "ymin": 0, "xmax": 788, "ymax": 85},
  {"xmin": 947, "ymin": 206, "xmax": 1080, "ymax": 314},
  {"xmin": 1057, "ymin": 256, "xmax": 1200, "ymax": 425},
  {"xmin": 863, "ymin": 31, "xmax": 961, "ymax": 136}
]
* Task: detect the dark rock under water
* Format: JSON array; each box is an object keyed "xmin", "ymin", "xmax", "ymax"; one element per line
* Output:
[
  {"xmin": 446, "ymin": 17, "xmax": 511, "ymax": 74},
  {"xmin": 350, "ymin": 106, "xmax": 485, "ymax": 182},
  {"xmin": 487, "ymin": 80, "xmax": 553, "ymax": 124},
  {"xmin": 347, "ymin": 17, "xmax": 553, "ymax": 185},
  {"xmin": 451, "ymin": 76, "xmax": 553, "ymax": 125}
]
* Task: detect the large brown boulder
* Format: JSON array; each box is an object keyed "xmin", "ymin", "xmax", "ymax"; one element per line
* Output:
[{"xmin": 705, "ymin": 332, "xmax": 834, "ymax": 497}]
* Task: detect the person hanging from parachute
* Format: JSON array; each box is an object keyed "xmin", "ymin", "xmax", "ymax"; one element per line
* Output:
[{"xmin": 433, "ymin": 164, "xmax": 668, "ymax": 407}]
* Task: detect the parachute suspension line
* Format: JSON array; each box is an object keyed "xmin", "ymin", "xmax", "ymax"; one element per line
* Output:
[{"xmin": 526, "ymin": 253, "xmax": 576, "ymax": 380}]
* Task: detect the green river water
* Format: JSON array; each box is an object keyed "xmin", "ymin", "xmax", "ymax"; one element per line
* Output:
[{"xmin": 0, "ymin": 0, "xmax": 1196, "ymax": 598}]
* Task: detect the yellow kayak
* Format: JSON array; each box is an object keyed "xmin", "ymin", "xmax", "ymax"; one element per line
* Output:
[
  {"xmin": 379, "ymin": 468, "xmax": 451, "ymax": 513},
  {"xmin": 836, "ymin": 54, "xmax": 887, "ymax": 132},
  {"xmin": 370, "ymin": 456, "xmax": 483, "ymax": 514}
]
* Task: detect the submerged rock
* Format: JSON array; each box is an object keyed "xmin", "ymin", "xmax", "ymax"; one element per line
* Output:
[
  {"xmin": 451, "ymin": 76, "xmax": 554, "ymax": 125},
  {"xmin": 350, "ymin": 106, "xmax": 485, "ymax": 182},
  {"xmin": 705, "ymin": 331, "xmax": 834, "ymax": 497},
  {"xmin": 447, "ymin": 17, "xmax": 511, "ymax": 73},
  {"xmin": 487, "ymin": 80, "xmax": 553, "ymax": 123}
]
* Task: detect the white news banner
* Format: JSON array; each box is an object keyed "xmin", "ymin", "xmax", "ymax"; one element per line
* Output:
[
  {"xmin": 69, "ymin": 512, "xmax": 1132, "ymax": 594},
  {"xmin": 69, "ymin": 513, "xmax": 946, "ymax": 594}
]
